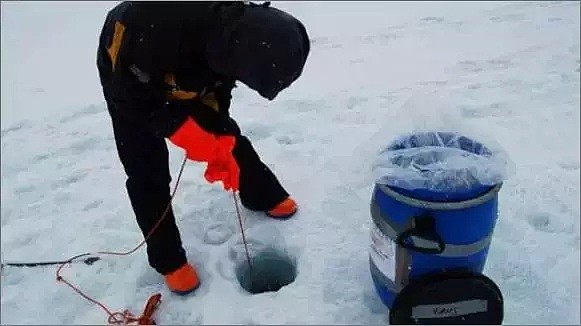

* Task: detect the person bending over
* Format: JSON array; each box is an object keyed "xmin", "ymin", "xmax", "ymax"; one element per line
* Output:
[{"xmin": 96, "ymin": 1, "xmax": 310, "ymax": 295}]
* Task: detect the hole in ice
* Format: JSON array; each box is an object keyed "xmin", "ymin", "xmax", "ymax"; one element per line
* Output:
[{"xmin": 235, "ymin": 247, "xmax": 297, "ymax": 294}]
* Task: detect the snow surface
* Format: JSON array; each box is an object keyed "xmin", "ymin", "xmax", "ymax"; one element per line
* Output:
[{"xmin": 1, "ymin": 1, "xmax": 580, "ymax": 324}]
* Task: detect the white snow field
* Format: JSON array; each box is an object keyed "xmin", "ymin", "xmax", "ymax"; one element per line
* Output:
[{"xmin": 1, "ymin": 1, "xmax": 580, "ymax": 325}]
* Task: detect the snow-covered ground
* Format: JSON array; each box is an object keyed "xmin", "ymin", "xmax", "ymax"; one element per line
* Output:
[{"xmin": 1, "ymin": 1, "xmax": 579, "ymax": 324}]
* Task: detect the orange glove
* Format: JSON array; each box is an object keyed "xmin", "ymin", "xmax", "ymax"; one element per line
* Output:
[
  {"xmin": 169, "ymin": 117, "xmax": 240, "ymax": 191},
  {"xmin": 204, "ymin": 142, "xmax": 240, "ymax": 191}
]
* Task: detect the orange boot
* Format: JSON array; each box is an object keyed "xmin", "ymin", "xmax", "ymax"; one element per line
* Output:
[
  {"xmin": 164, "ymin": 262, "xmax": 200, "ymax": 295},
  {"xmin": 266, "ymin": 197, "xmax": 298, "ymax": 219}
]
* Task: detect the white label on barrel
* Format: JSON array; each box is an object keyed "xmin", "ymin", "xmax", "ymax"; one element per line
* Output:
[{"xmin": 370, "ymin": 223, "xmax": 396, "ymax": 282}]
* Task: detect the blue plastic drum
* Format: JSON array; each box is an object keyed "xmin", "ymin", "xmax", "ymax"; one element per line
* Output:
[{"xmin": 369, "ymin": 132, "xmax": 503, "ymax": 309}]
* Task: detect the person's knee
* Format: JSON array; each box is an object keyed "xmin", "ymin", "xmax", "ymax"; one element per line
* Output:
[
  {"xmin": 115, "ymin": 140, "xmax": 172, "ymax": 189},
  {"xmin": 126, "ymin": 173, "xmax": 171, "ymax": 194},
  {"xmin": 233, "ymin": 134, "xmax": 260, "ymax": 161}
]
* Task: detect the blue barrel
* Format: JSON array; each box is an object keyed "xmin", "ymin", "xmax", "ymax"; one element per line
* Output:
[{"xmin": 369, "ymin": 132, "xmax": 502, "ymax": 309}]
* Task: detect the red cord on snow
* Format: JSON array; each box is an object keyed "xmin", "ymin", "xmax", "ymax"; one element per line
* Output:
[
  {"xmin": 56, "ymin": 154, "xmax": 251, "ymax": 324},
  {"xmin": 55, "ymin": 156, "xmax": 188, "ymax": 325}
]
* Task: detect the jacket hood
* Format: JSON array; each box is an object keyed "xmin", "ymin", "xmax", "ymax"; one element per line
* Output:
[{"xmin": 206, "ymin": 2, "xmax": 310, "ymax": 100}]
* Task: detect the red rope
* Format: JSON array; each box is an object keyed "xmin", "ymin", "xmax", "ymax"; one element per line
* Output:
[{"xmin": 56, "ymin": 156, "xmax": 187, "ymax": 325}]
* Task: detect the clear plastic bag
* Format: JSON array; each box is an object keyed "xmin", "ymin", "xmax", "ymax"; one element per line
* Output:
[{"xmin": 372, "ymin": 131, "xmax": 513, "ymax": 193}]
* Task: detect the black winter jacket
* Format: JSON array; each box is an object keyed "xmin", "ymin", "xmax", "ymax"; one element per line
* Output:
[
  {"xmin": 97, "ymin": 1, "xmax": 241, "ymax": 138},
  {"xmin": 97, "ymin": 1, "xmax": 309, "ymax": 139}
]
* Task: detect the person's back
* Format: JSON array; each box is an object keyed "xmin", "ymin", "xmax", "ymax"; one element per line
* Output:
[{"xmin": 97, "ymin": 1, "xmax": 309, "ymax": 295}]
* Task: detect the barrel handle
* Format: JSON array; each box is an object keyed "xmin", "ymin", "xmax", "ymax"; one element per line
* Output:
[{"xmin": 395, "ymin": 216, "xmax": 445, "ymax": 255}]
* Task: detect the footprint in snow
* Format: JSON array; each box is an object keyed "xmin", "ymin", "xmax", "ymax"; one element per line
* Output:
[
  {"xmin": 59, "ymin": 104, "xmax": 104, "ymax": 124},
  {"xmin": 360, "ymin": 33, "xmax": 400, "ymax": 46},
  {"xmin": 310, "ymin": 36, "xmax": 342, "ymax": 49},
  {"xmin": 82, "ymin": 199, "xmax": 104, "ymax": 212},
  {"xmin": 13, "ymin": 184, "xmax": 35, "ymax": 195},
  {"xmin": 56, "ymin": 160, "xmax": 75, "ymax": 171},
  {"xmin": 466, "ymin": 82, "xmax": 484, "ymax": 90},
  {"xmin": 419, "ymin": 17, "xmax": 463, "ymax": 28},
  {"xmin": 526, "ymin": 211, "xmax": 573, "ymax": 234},
  {"xmin": 27, "ymin": 87, "xmax": 46, "ymax": 93},
  {"xmin": 203, "ymin": 223, "xmax": 235, "ymax": 245},
  {"xmin": 420, "ymin": 16, "xmax": 445, "ymax": 23},
  {"xmin": 244, "ymin": 122, "xmax": 273, "ymax": 142},
  {"xmin": 460, "ymin": 102, "xmax": 511, "ymax": 118},
  {"xmin": 50, "ymin": 171, "xmax": 88, "ymax": 190},
  {"xmin": 558, "ymin": 161, "xmax": 580, "ymax": 171},
  {"xmin": 275, "ymin": 130, "xmax": 304, "ymax": 145},
  {"xmin": 528, "ymin": 213, "xmax": 550, "ymax": 232},
  {"xmin": 1, "ymin": 121, "xmax": 30, "ymax": 137},
  {"xmin": 484, "ymin": 59, "xmax": 513, "ymax": 70},
  {"xmin": 215, "ymin": 259, "xmax": 237, "ymax": 281},
  {"xmin": 457, "ymin": 60, "xmax": 485, "ymax": 73},
  {"xmin": 346, "ymin": 96, "xmax": 369, "ymax": 110},
  {"xmin": 32, "ymin": 152, "xmax": 51, "ymax": 163},
  {"xmin": 310, "ymin": 36, "xmax": 329, "ymax": 45},
  {"xmin": 457, "ymin": 59, "xmax": 514, "ymax": 73},
  {"xmin": 282, "ymin": 98, "xmax": 327, "ymax": 113},
  {"xmin": 419, "ymin": 80, "xmax": 448, "ymax": 87},
  {"xmin": 68, "ymin": 135, "xmax": 102, "ymax": 155},
  {"xmin": 3, "ymin": 232, "xmax": 36, "ymax": 250}
]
